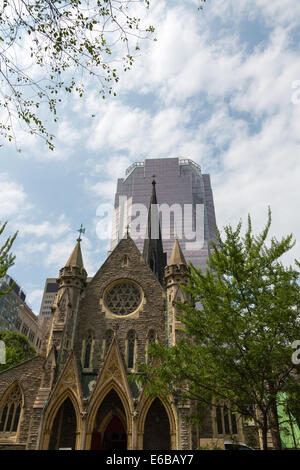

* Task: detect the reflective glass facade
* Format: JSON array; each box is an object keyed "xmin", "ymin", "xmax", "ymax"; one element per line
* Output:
[{"xmin": 110, "ymin": 158, "xmax": 217, "ymax": 271}]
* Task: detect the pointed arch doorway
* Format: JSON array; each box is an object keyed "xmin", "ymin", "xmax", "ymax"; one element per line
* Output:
[
  {"xmin": 143, "ymin": 398, "xmax": 171, "ymax": 450},
  {"xmin": 48, "ymin": 397, "xmax": 77, "ymax": 450},
  {"xmin": 91, "ymin": 390, "xmax": 127, "ymax": 450}
]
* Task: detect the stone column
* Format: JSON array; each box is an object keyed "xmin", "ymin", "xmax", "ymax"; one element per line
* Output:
[{"xmin": 177, "ymin": 405, "xmax": 192, "ymax": 450}]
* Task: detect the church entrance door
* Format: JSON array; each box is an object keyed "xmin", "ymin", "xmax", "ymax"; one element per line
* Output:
[
  {"xmin": 90, "ymin": 390, "xmax": 127, "ymax": 450},
  {"xmin": 102, "ymin": 415, "xmax": 127, "ymax": 450}
]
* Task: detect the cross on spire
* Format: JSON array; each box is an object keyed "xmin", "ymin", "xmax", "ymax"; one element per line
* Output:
[{"xmin": 77, "ymin": 224, "xmax": 85, "ymax": 242}]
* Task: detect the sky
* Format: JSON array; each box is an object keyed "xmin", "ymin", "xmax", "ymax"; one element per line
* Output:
[{"xmin": 0, "ymin": 0, "xmax": 299, "ymax": 315}]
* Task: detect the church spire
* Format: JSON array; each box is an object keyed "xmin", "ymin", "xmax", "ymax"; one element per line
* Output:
[
  {"xmin": 143, "ymin": 178, "xmax": 167, "ymax": 286},
  {"xmin": 168, "ymin": 238, "xmax": 187, "ymax": 267},
  {"xmin": 50, "ymin": 227, "xmax": 87, "ymax": 372},
  {"xmin": 65, "ymin": 239, "xmax": 84, "ymax": 268},
  {"xmin": 64, "ymin": 224, "xmax": 85, "ymax": 269}
]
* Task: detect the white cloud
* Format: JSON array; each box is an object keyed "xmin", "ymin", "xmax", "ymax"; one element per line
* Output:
[
  {"xmin": 17, "ymin": 216, "xmax": 70, "ymax": 239},
  {"xmin": 2, "ymin": 0, "xmax": 300, "ymax": 292},
  {"xmin": 26, "ymin": 289, "xmax": 44, "ymax": 315},
  {"xmin": 0, "ymin": 173, "xmax": 31, "ymax": 219}
]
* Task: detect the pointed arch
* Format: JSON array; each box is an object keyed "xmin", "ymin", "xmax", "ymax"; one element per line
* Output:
[
  {"xmin": 86, "ymin": 382, "xmax": 133, "ymax": 450},
  {"xmin": 81, "ymin": 329, "xmax": 95, "ymax": 371},
  {"xmin": 126, "ymin": 329, "xmax": 137, "ymax": 370},
  {"xmin": 137, "ymin": 396, "xmax": 177, "ymax": 450},
  {"xmin": 41, "ymin": 388, "xmax": 81, "ymax": 450},
  {"xmin": 145, "ymin": 329, "xmax": 157, "ymax": 364},
  {"xmin": 0, "ymin": 381, "xmax": 24, "ymax": 435},
  {"xmin": 90, "ymin": 390, "xmax": 127, "ymax": 450},
  {"xmin": 102, "ymin": 329, "xmax": 114, "ymax": 359}
]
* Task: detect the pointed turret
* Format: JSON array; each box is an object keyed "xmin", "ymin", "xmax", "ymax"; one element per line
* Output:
[
  {"xmin": 65, "ymin": 239, "xmax": 84, "ymax": 268},
  {"xmin": 58, "ymin": 236, "xmax": 87, "ymax": 288},
  {"xmin": 168, "ymin": 238, "xmax": 187, "ymax": 267},
  {"xmin": 49, "ymin": 228, "xmax": 87, "ymax": 373},
  {"xmin": 143, "ymin": 179, "xmax": 167, "ymax": 286},
  {"xmin": 164, "ymin": 238, "xmax": 189, "ymax": 346}
]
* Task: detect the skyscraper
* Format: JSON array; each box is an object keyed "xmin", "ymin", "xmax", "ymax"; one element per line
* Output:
[
  {"xmin": 39, "ymin": 278, "xmax": 58, "ymax": 320},
  {"xmin": 110, "ymin": 157, "xmax": 217, "ymax": 271}
]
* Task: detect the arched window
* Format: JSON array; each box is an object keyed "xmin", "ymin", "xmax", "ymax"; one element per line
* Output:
[
  {"xmin": 145, "ymin": 330, "xmax": 156, "ymax": 364},
  {"xmin": 0, "ymin": 384, "xmax": 22, "ymax": 433},
  {"xmin": 215, "ymin": 403, "xmax": 239, "ymax": 436},
  {"xmin": 122, "ymin": 255, "xmax": 129, "ymax": 267},
  {"xmin": 103, "ymin": 330, "xmax": 114, "ymax": 358},
  {"xmin": 82, "ymin": 330, "xmax": 94, "ymax": 370},
  {"xmin": 84, "ymin": 334, "xmax": 93, "ymax": 369},
  {"xmin": 216, "ymin": 406, "xmax": 223, "ymax": 435},
  {"xmin": 127, "ymin": 330, "xmax": 136, "ymax": 369}
]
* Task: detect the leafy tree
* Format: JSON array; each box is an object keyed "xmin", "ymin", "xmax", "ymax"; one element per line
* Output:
[
  {"xmin": 0, "ymin": 329, "xmax": 36, "ymax": 372},
  {"xmin": 0, "ymin": 0, "xmax": 155, "ymax": 149},
  {"xmin": 136, "ymin": 208, "xmax": 300, "ymax": 450},
  {"xmin": 0, "ymin": 0, "xmax": 207, "ymax": 150},
  {"xmin": 0, "ymin": 221, "xmax": 18, "ymax": 296}
]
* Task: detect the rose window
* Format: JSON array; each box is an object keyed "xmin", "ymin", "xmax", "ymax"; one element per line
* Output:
[{"xmin": 105, "ymin": 281, "xmax": 142, "ymax": 316}]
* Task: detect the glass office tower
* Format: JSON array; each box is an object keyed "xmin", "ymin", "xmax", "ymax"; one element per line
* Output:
[{"xmin": 110, "ymin": 158, "xmax": 217, "ymax": 271}]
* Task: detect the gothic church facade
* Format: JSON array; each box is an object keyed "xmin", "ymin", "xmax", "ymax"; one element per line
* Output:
[{"xmin": 0, "ymin": 183, "xmax": 250, "ymax": 450}]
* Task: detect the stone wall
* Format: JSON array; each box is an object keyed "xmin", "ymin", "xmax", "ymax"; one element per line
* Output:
[
  {"xmin": 0, "ymin": 355, "xmax": 44, "ymax": 449},
  {"xmin": 74, "ymin": 237, "xmax": 167, "ymax": 375}
]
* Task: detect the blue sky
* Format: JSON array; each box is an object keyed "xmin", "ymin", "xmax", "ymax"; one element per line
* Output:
[{"xmin": 1, "ymin": 0, "xmax": 300, "ymax": 315}]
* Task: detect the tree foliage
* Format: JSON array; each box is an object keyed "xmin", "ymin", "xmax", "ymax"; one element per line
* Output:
[
  {"xmin": 0, "ymin": 0, "xmax": 155, "ymax": 149},
  {"xmin": 136, "ymin": 208, "xmax": 300, "ymax": 450},
  {"xmin": 0, "ymin": 221, "xmax": 18, "ymax": 296},
  {"xmin": 0, "ymin": 329, "xmax": 36, "ymax": 372}
]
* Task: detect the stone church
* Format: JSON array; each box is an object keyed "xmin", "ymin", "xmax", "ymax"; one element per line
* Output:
[{"xmin": 0, "ymin": 181, "xmax": 251, "ymax": 450}]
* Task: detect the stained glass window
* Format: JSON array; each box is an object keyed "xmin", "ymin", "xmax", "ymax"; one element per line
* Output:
[
  {"xmin": 84, "ymin": 335, "xmax": 92, "ymax": 369},
  {"xmin": 104, "ymin": 330, "xmax": 114, "ymax": 356},
  {"xmin": 145, "ymin": 330, "xmax": 156, "ymax": 364},
  {"xmin": 127, "ymin": 330, "xmax": 136, "ymax": 369},
  {"xmin": 105, "ymin": 282, "xmax": 141, "ymax": 316},
  {"xmin": 0, "ymin": 385, "xmax": 22, "ymax": 433}
]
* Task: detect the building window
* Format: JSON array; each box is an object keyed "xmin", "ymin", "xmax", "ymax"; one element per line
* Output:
[
  {"xmin": 145, "ymin": 330, "xmax": 156, "ymax": 364},
  {"xmin": 82, "ymin": 332, "xmax": 94, "ymax": 370},
  {"xmin": 103, "ymin": 330, "xmax": 113, "ymax": 358},
  {"xmin": 0, "ymin": 385, "xmax": 22, "ymax": 433},
  {"xmin": 15, "ymin": 319, "xmax": 21, "ymax": 330},
  {"xmin": 122, "ymin": 255, "xmax": 129, "ymax": 267},
  {"xmin": 104, "ymin": 281, "xmax": 141, "ymax": 316},
  {"xmin": 84, "ymin": 335, "xmax": 92, "ymax": 369},
  {"xmin": 215, "ymin": 404, "xmax": 238, "ymax": 435},
  {"xmin": 21, "ymin": 324, "xmax": 28, "ymax": 336},
  {"xmin": 28, "ymin": 330, "xmax": 35, "ymax": 343},
  {"xmin": 216, "ymin": 406, "xmax": 223, "ymax": 434},
  {"xmin": 126, "ymin": 330, "xmax": 136, "ymax": 369},
  {"xmin": 231, "ymin": 410, "xmax": 238, "ymax": 434}
]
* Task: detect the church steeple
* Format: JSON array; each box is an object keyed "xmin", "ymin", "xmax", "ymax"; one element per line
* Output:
[
  {"xmin": 49, "ymin": 228, "xmax": 87, "ymax": 371},
  {"xmin": 164, "ymin": 238, "xmax": 189, "ymax": 346},
  {"xmin": 143, "ymin": 179, "xmax": 167, "ymax": 286},
  {"xmin": 168, "ymin": 238, "xmax": 187, "ymax": 267},
  {"xmin": 65, "ymin": 239, "xmax": 84, "ymax": 269}
]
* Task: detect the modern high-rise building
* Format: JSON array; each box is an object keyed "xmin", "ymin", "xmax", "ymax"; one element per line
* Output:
[
  {"xmin": 39, "ymin": 278, "xmax": 58, "ymax": 320},
  {"xmin": 0, "ymin": 274, "xmax": 43, "ymax": 352},
  {"xmin": 110, "ymin": 157, "xmax": 217, "ymax": 271}
]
